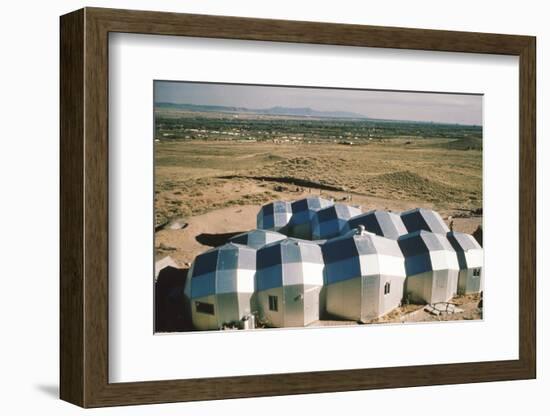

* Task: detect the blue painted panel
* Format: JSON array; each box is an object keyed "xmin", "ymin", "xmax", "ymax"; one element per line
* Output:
[
  {"xmin": 404, "ymin": 254, "xmax": 433, "ymax": 275},
  {"xmin": 281, "ymin": 241, "xmax": 302, "ymax": 263},
  {"xmin": 256, "ymin": 264, "xmax": 283, "ymax": 291},
  {"xmin": 323, "ymin": 237, "xmax": 359, "ymax": 263},
  {"xmin": 325, "ymin": 258, "xmax": 361, "ymax": 284},
  {"xmin": 218, "ymin": 247, "xmax": 238, "ymax": 270},
  {"xmin": 402, "ymin": 211, "xmax": 430, "ymax": 233},
  {"xmin": 257, "ymin": 244, "xmax": 282, "ymax": 269},
  {"xmin": 192, "ymin": 250, "xmax": 219, "ymax": 276},
  {"xmin": 191, "ymin": 272, "xmax": 216, "ymax": 298}
]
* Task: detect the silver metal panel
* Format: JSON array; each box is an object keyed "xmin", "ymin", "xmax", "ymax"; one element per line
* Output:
[
  {"xmin": 380, "ymin": 275, "xmax": 406, "ymax": 316},
  {"xmin": 191, "ymin": 294, "xmax": 218, "ymax": 330},
  {"xmin": 256, "ymin": 287, "xmax": 284, "ymax": 328},
  {"xmin": 312, "ymin": 204, "xmax": 362, "ymax": 239},
  {"xmin": 237, "ymin": 292, "xmax": 253, "ymax": 317},
  {"xmin": 423, "ymin": 210, "xmax": 449, "ymax": 234},
  {"xmin": 303, "ymin": 285, "xmax": 322, "ymax": 325},
  {"xmin": 405, "ymin": 271, "xmax": 433, "ymax": 304},
  {"xmin": 236, "ymin": 245, "xmax": 257, "ymax": 269},
  {"xmin": 215, "ymin": 269, "xmax": 238, "ymax": 294},
  {"xmin": 216, "ymin": 292, "xmax": 240, "ymax": 327},
  {"xmin": 257, "ymin": 201, "xmax": 293, "ymax": 231},
  {"xmin": 432, "ymin": 269, "xmax": 451, "ymax": 303},
  {"xmin": 449, "ymin": 269, "xmax": 459, "ymax": 298},
  {"xmin": 326, "ymin": 277, "xmax": 362, "ymax": 321},
  {"xmin": 289, "ymin": 197, "xmax": 334, "ymax": 240},
  {"xmin": 284, "ymin": 284, "xmax": 305, "ymax": 327},
  {"xmin": 401, "ymin": 208, "xmax": 449, "ymax": 234},
  {"xmin": 281, "ymin": 262, "xmax": 305, "ymax": 286},
  {"xmin": 435, "ymin": 269, "xmax": 458, "ymax": 302},
  {"xmin": 362, "ymin": 275, "xmax": 381, "ymax": 321},
  {"xmin": 344, "ymin": 210, "xmax": 407, "ymax": 240},
  {"xmin": 447, "ymin": 231, "xmax": 481, "ymax": 251},
  {"xmin": 256, "ymin": 284, "xmax": 321, "ymax": 327},
  {"xmin": 185, "ymin": 204, "xmax": 477, "ymax": 330},
  {"xmin": 298, "ymin": 241, "xmax": 324, "ymax": 263},
  {"xmin": 458, "ymin": 268, "xmax": 482, "ymax": 294}
]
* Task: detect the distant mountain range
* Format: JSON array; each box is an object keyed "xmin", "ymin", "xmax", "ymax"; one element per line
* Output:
[{"xmin": 155, "ymin": 102, "xmax": 367, "ymax": 119}]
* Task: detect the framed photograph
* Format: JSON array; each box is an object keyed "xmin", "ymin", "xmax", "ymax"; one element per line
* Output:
[{"xmin": 60, "ymin": 7, "xmax": 536, "ymax": 408}]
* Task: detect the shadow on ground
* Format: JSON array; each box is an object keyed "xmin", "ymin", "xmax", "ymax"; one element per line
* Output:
[
  {"xmin": 155, "ymin": 267, "xmax": 192, "ymax": 333},
  {"xmin": 35, "ymin": 384, "xmax": 58, "ymax": 399},
  {"xmin": 195, "ymin": 231, "xmax": 244, "ymax": 247}
]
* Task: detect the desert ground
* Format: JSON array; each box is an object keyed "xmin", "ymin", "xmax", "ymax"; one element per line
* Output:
[
  {"xmin": 155, "ymin": 139, "xmax": 482, "ymax": 267},
  {"xmin": 153, "ymin": 109, "xmax": 483, "ymax": 330}
]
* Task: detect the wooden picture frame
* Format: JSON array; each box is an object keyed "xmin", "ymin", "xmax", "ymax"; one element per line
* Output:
[{"xmin": 60, "ymin": 7, "xmax": 536, "ymax": 408}]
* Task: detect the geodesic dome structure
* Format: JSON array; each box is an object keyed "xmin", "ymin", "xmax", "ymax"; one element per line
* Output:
[
  {"xmin": 322, "ymin": 229, "xmax": 406, "ymax": 322},
  {"xmin": 289, "ymin": 197, "xmax": 334, "ymax": 239},
  {"xmin": 229, "ymin": 229, "xmax": 286, "ymax": 249},
  {"xmin": 398, "ymin": 230, "xmax": 459, "ymax": 304},
  {"xmin": 255, "ymin": 238, "xmax": 324, "ymax": 327},
  {"xmin": 343, "ymin": 209, "xmax": 408, "ymax": 240},
  {"xmin": 182, "ymin": 199, "xmax": 483, "ymax": 331},
  {"xmin": 447, "ymin": 231, "xmax": 483, "ymax": 295},
  {"xmin": 184, "ymin": 243, "xmax": 256, "ymax": 330},
  {"xmin": 401, "ymin": 208, "xmax": 450, "ymax": 234},
  {"xmin": 311, "ymin": 203, "xmax": 362, "ymax": 240},
  {"xmin": 257, "ymin": 201, "xmax": 293, "ymax": 233}
]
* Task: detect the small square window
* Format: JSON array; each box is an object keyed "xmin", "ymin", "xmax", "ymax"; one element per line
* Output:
[
  {"xmin": 268, "ymin": 295, "xmax": 278, "ymax": 312},
  {"xmin": 384, "ymin": 281, "xmax": 391, "ymax": 295},
  {"xmin": 473, "ymin": 268, "xmax": 481, "ymax": 277},
  {"xmin": 195, "ymin": 301, "xmax": 215, "ymax": 315}
]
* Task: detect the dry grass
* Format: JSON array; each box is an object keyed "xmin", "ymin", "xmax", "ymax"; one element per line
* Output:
[
  {"xmin": 154, "ymin": 140, "xmax": 482, "ymax": 266},
  {"xmin": 154, "ymin": 138, "xmax": 484, "ymax": 329},
  {"xmin": 155, "ymin": 140, "xmax": 482, "ymax": 229}
]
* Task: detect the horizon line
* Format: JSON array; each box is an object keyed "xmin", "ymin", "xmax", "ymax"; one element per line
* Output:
[{"xmin": 154, "ymin": 101, "xmax": 483, "ymax": 127}]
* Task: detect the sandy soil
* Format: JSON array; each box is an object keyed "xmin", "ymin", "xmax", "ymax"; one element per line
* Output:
[
  {"xmin": 156, "ymin": 204, "xmax": 259, "ymax": 266},
  {"xmin": 154, "ymin": 139, "xmax": 483, "ymax": 331},
  {"xmin": 306, "ymin": 293, "xmax": 482, "ymax": 328},
  {"xmin": 155, "ymin": 180, "xmax": 481, "ymax": 267},
  {"xmin": 372, "ymin": 293, "xmax": 482, "ymax": 324},
  {"xmin": 155, "ymin": 200, "xmax": 481, "ymax": 268},
  {"xmin": 156, "ymin": 197, "xmax": 481, "ymax": 267},
  {"xmin": 155, "ymin": 140, "xmax": 482, "ymax": 267}
]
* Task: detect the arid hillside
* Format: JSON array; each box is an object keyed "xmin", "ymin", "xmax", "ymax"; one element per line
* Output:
[{"xmin": 155, "ymin": 139, "xmax": 482, "ymax": 266}]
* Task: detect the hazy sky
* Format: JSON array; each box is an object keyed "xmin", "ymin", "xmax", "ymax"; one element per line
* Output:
[{"xmin": 154, "ymin": 81, "xmax": 482, "ymax": 125}]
